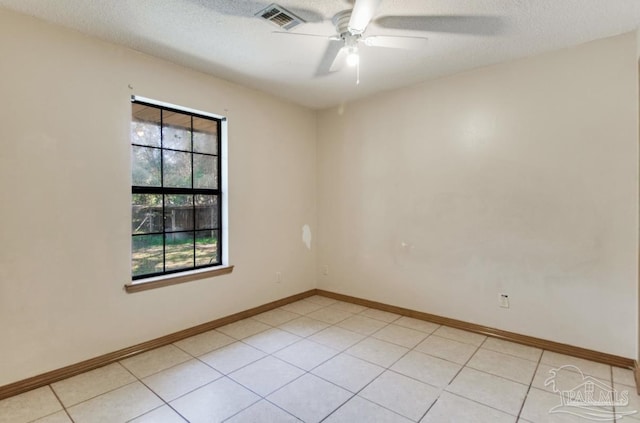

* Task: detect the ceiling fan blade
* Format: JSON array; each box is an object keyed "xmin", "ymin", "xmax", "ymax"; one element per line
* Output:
[
  {"xmin": 329, "ymin": 47, "xmax": 348, "ymax": 73},
  {"xmin": 315, "ymin": 40, "xmax": 345, "ymax": 76},
  {"xmin": 362, "ymin": 35, "xmax": 428, "ymax": 50},
  {"xmin": 349, "ymin": 0, "xmax": 382, "ymax": 33},
  {"xmin": 272, "ymin": 31, "xmax": 333, "ymax": 39},
  {"xmin": 374, "ymin": 15, "xmax": 505, "ymax": 36}
]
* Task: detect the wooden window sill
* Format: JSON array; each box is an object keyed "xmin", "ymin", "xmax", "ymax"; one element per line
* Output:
[{"xmin": 124, "ymin": 265, "xmax": 234, "ymax": 293}]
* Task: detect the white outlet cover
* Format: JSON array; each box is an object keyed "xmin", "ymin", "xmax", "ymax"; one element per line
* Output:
[{"xmin": 499, "ymin": 294, "xmax": 509, "ymax": 308}]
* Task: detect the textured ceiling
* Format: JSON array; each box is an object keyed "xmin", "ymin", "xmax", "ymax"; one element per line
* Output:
[{"xmin": 1, "ymin": 0, "xmax": 640, "ymax": 109}]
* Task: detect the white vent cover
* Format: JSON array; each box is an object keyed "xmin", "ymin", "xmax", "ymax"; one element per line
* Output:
[{"xmin": 256, "ymin": 3, "xmax": 305, "ymax": 31}]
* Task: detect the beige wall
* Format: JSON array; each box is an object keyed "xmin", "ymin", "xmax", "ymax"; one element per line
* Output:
[
  {"xmin": 317, "ymin": 33, "xmax": 639, "ymax": 358},
  {"xmin": 0, "ymin": 9, "xmax": 316, "ymax": 386}
]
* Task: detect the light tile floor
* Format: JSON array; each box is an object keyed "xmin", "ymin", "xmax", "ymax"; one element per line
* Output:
[{"xmin": 1, "ymin": 295, "xmax": 638, "ymax": 423}]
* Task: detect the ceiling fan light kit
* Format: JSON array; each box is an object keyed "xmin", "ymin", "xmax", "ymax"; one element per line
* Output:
[{"xmin": 346, "ymin": 48, "xmax": 360, "ymax": 67}]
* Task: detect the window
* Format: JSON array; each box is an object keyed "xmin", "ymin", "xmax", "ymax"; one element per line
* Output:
[{"xmin": 130, "ymin": 97, "xmax": 224, "ymax": 280}]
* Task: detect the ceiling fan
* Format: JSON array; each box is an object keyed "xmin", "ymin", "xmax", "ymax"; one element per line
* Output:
[
  {"xmin": 267, "ymin": 0, "xmax": 503, "ymax": 82},
  {"xmin": 317, "ymin": 0, "xmax": 431, "ymax": 81},
  {"xmin": 273, "ymin": 0, "xmax": 428, "ymax": 82}
]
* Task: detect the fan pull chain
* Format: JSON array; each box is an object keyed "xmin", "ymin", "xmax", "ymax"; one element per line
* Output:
[{"xmin": 356, "ymin": 59, "xmax": 360, "ymax": 85}]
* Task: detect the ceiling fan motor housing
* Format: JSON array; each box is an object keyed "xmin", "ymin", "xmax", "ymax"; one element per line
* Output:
[{"xmin": 333, "ymin": 10, "xmax": 355, "ymax": 36}]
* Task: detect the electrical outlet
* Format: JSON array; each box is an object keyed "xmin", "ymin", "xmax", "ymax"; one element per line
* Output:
[
  {"xmin": 499, "ymin": 293, "xmax": 509, "ymax": 309},
  {"xmin": 322, "ymin": 264, "xmax": 329, "ymax": 276},
  {"xmin": 276, "ymin": 272, "xmax": 282, "ymax": 284}
]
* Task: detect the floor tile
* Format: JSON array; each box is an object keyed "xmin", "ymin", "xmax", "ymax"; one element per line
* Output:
[
  {"xmin": 346, "ymin": 337, "xmax": 409, "ymax": 367},
  {"xmin": 481, "ymin": 338, "xmax": 542, "ymax": 362},
  {"xmin": 278, "ymin": 316, "xmax": 330, "ymax": 337},
  {"xmin": 359, "ymin": 370, "xmax": 440, "ymax": 421},
  {"xmin": 360, "ymin": 308, "xmax": 401, "ymax": 323},
  {"xmin": 225, "ymin": 400, "xmax": 301, "ymax": 422},
  {"xmin": 142, "ymin": 358, "xmax": 222, "ymax": 401},
  {"xmin": 305, "ymin": 295, "xmax": 338, "ymax": 306},
  {"xmin": 394, "ymin": 316, "xmax": 440, "ymax": 334},
  {"xmin": 199, "ymin": 342, "xmax": 266, "ymax": 374},
  {"xmin": 252, "ymin": 308, "xmax": 300, "ymax": 327},
  {"xmin": 0, "ymin": 386, "xmax": 62, "ymax": 423},
  {"xmin": 170, "ymin": 377, "xmax": 259, "ymax": 423},
  {"xmin": 414, "ymin": 335, "xmax": 478, "ymax": 364},
  {"xmin": 128, "ymin": 405, "xmax": 187, "ymax": 422},
  {"xmin": 520, "ymin": 387, "xmax": 615, "ymax": 422},
  {"xmin": 67, "ymin": 382, "xmax": 162, "ymax": 423},
  {"xmin": 372, "ymin": 324, "xmax": 428, "ymax": 348},
  {"xmin": 173, "ymin": 330, "xmax": 235, "ymax": 357},
  {"xmin": 540, "ymin": 351, "xmax": 611, "ymax": 380},
  {"xmin": 612, "ymin": 366, "xmax": 636, "ymax": 387},
  {"xmin": 229, "ymin": 356, "xmax": 304, "ymax": 396},
  {"xmin": 51, "ymin": 363, "xmax": 136, "ymax": 407},
  {"xmin": 325, "ymin": 396, "xmax": 412, "ymax": 423},
  {"xmin": 306, "ymin": 307, "xmax": 353, "ymax": 324},
  {"xmin": 274, "ymin": 339, "xmax": 339, "ymax": 370},
  {"xmin": 432, "ymin": 326, "xmax": 486, "ymax": 346},
  {"xmin": 120, "ymin": 344, "xmax": 191, "ymax": 379},
  {"xmin": 242, "ymin": 328, "xmax": 301, "ymax": 354},
  {"xmin": 531, "ymin": 363, "xmax": 612, "ymax": 394},
  {"xmin": 267, "ymin": 374, "xmax": 352, "ymax": 423},
  {"xmin": 446, "ymin": 367, "xmax": 528, "ymax": 415},
  {"xmin": 279, "ymin": 300, "xmax": 325, "ymax": 315},
  {"xmin": 421, "ymin": 391, "xmax": 516, "ymax": 423},
  {"xmin": 613, "ymin": 382, "xmax": 640, "ymax": 421},
  {"xmin": 312, "ymin": 353, "xmax": 385, "ymax": 393},
  {"xmin": 337, "ymin": 315, "xmax": 388, "ymax": 335},
  {"xmin": 391, "ymin": 350, "xmax": 461, "ymax": 388},
  {"xmin": 32, "ymin": 411, "xmax": 72, "ymax": 423},
  {"xmin": 8, "ymin": 301, "xmax": 635, "ymax": 423},
  {"xmin": 467, "ymin": 348, "xmax": 538, "ymax": 384},
  {"xmin": 216, "ymin": 318, "xmax": 271, "ymax": 340},
  {"xmin": 309, "ymin": 326, "xmax": 366, "ymax": 350},
  {"xmin": 329, "ymin": 301, "xmax": 368, "ymax": 314}
]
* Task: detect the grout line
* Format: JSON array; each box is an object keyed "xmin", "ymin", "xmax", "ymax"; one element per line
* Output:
[
  {"xmin": 196, "ymin": 350, "xmax": 266, "ymax": 379},
  {"xmin": 611, "ymin": 365, "xmax": 618, "ymax": 423},
  {"xmin": 514, "ymin": 347, "xmax": 544, "ymax": 421},
  {"xmin": 45, "ymin": 385, "xmax": 76, "ymax": 423},
  {"xmin": 418, "ymin": 395, "xmax": 440, "ymax": 422},
  {"xmin": 117, "ymin": 358, "xmax": 199, "ymax": 423},
  {"xmin": 477, "ymin": 339, "xmax": 543, "ymax": 363},
  {"xmin": 54, "ymin": 379, "xmax": 141, "ymax": 414},
  {"xmin": 251, "ymin": 310, "xmax": 408, "ymax": 421},
  {"xmin": 122, "ymin": 404, "xmax": 167, "ymax": 423},
  {"xmin": 436, "ymin": 335, "xmax": 483, "ymax": 391},
  {"xmin": 115, "ymin": 364, "xmax": 176, "ymax": 422},
  {"xmin": 444, "ymin": 390, "xmax": 521, "ymax": 418},
  {"xmin": 224, "ymin": 397, "xmax": 298, "ymax": 422},
  {"xmin": 450, "ymin": 362, "xmax": 531, "ymax": 387},
  {"xmin": 325, "ymin": 322, "xmax": 430, "ymax": 421},
  {"xmin": 316, "ymin": 373, "xmax": 378, "ymax": 421},
  {"xmin": 214, "ymin": 387, "xmax": 262, "ymax": 422},
  {"xmin": 417, "ymin": 336, "xmax": 519, "ymax": 421}
]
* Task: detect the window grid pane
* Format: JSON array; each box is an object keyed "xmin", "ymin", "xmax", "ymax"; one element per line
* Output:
[
  {"xmin": 131, "ymin": 100, "xmax": 222, "ymax": 280},
  {"xmin": 132, "ymin": 146, "xmax": 161, "ymax": 187}
]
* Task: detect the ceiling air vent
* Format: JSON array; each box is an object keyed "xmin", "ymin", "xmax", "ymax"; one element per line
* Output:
[{"xmin": 256, "ymin": 3, "xmax": 305, "ymax": 31}]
